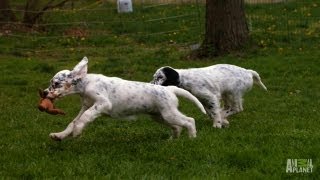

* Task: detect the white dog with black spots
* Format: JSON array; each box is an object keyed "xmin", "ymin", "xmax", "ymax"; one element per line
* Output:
[
  {"xmin": 43, "ymin": 57, "xmax": 206, "ymax": 141},
  {"xmin": 151, "ymin": 64, "xmax": 267, "ymax": 128}
]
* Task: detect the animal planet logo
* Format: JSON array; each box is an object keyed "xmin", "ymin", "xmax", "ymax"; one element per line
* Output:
[{"xmin": 286, "ymin": 159, "xmax": 313, "ymax": 173}]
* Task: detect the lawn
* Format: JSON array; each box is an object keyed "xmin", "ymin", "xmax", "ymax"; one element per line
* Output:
[{"xmin": 0, "ymin": 0, "xmax": 319, "ymax": 179}]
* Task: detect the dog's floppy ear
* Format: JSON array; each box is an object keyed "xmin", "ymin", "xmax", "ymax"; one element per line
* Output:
[
  {"xmin": 162, "ymin": 66, "xmax": 180, "ymax": 86},
  {"xmin": 71, "ymin": 56, "xmax": 88, "ymax": 79},
  {"xmin": 38, "ymin": 88, "xmax": 45, "ymax": 98}
]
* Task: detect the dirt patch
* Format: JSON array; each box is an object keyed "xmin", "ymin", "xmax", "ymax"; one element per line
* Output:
[
  {"xmin": 0, "ymin": 23, "xmax": 41, "ymax": 36},
  {"xmin": 63, "ymin": 27, "xmax": 88, "ymax": 38}
]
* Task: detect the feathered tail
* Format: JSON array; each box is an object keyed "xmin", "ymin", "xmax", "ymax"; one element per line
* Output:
[
  {"xmin": 167, "ymin": 86, "xmax": 206, "ymax": 114},
  {"xmin": 248, "ymin": 70, "xmax": 267, "ymax": 91}
]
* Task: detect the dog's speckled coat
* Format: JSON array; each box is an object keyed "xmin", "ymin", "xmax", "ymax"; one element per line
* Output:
[
  {"xmin": 151, "ymin": 64, "xmax": 267, "ymax": 128},
  {"xmin": 44, "ymin": 57, "xmax": 206, "ymax": 141}
]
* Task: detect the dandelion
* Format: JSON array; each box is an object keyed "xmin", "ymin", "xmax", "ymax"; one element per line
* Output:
[
  {"xmin": 278, "ymin": 47, "xmax": 283, "ymax": 52},
  {"xmin": 259, "ymin": 40, "xmax": 266, "ymax": 47}
]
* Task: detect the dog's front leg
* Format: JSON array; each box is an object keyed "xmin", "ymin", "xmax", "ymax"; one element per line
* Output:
[
  {"xmin": 50, "ymin": 105, "xmax": 88, "ymax": 141},
  {"xmin": 206, "ymin": 96, "xmax": 223, "ymax": 128},
  {"xmin": 72, "ymin": 102, "xmax": 111, "ymax": 138}
]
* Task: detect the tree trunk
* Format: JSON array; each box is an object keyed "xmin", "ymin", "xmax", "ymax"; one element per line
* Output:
[
  {"xmin": 22, "ymin": 0, "xmax": 70, "ymax": 27},
  {"xmin": 0, "ymin": 0, "xmax": 17, "ymax": 22},
  {"xmin": 23, "ymin": 0, "xmax": 40, "ymax": 27},
  {"xmin": 198, "ymin": 0, "xmax": 249, "ymax": 57}
]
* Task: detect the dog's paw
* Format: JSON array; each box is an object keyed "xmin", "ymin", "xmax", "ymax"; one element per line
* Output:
[
  {"xmin": 49, "ymin": 133, "xmax": 62, "ymax": 141},
  {"xmin": 222, "ymin": 119, "xmax": 230, "ymax": 128},
  {"xmin": 213, "ymin": 122, "xmax": 222, "ymax": 128}
]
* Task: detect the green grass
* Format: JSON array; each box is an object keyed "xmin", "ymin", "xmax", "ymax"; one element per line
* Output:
[{"xmin": 0, "ymin": 0, "xmax": 320, "ymax": 179}]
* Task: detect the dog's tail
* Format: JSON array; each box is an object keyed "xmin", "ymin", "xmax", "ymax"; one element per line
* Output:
[
  {"xmin": 167, "ymin": 86, "xmax": 206, "ymax": 114},
  {"xmin": 248, "ymin": 70, "xmax": 267, "ymax": 91}
]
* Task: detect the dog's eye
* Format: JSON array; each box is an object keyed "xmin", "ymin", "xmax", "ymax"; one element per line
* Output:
[
  {"xmin": 52, "ymin": 82, "xmax": 60, "ymax": 88},
  {"xmin": 157, "ymin": 76, "xmax": 163, "ymax": 79}
]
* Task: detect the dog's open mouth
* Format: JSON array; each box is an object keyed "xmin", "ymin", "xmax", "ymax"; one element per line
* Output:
[
  {"xmin": 48, "ymin": 93, "xmax": 61, "ymax": 100},
  {"xmin": 41, "ymin": 89, "xmax": 61, "ymax": 100}
]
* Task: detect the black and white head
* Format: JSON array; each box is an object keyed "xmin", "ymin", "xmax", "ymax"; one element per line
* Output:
[
  {"xmin": 151, "ymin": 66, "xmax": 180, "ymax": 86},
  {"xmin": 44, "ymin": 57, "xmax": 88, "ymax": 99}
]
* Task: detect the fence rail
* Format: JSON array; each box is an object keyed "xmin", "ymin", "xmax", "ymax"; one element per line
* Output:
[{"xmin": 0, "ymin": 0, "xmax": 319, "ymax": 57}]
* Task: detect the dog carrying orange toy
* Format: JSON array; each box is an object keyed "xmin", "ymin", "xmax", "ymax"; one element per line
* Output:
[{"xmin": 38, "ymin": 89, "xmax": 65, "ymax": 115}]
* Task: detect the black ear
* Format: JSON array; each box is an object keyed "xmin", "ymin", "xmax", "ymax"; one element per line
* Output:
[
  {"xmin": 38, "ymin": 88, "xmax": 45, "ymax": 98},
  {"xmin": 162, "ymin": 67, "xmax": 180, "ymax": 86}
]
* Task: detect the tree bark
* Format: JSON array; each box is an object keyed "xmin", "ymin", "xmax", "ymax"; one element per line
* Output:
[
  {"xmin": 198, "ymin": 0, "xmax": 249, "ymax": 57},
  {"xmin": 23, "ymin": 0, "xmax": 70, "ymax": 27},
  {"xmin": 0, "ymin": 0, "xmax": 17, "ymax": 22},
  {"xmin": 23, "ymin": 0, "xmax": 40, "ymax": 26}
]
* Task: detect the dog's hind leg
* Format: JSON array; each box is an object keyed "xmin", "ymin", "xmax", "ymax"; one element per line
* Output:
[
  {"xmin": 221, "ymin": 93, "xmax": 244, "ymax": 118},
  {"xmin": 151, "ymin": 115, "xmax": 182, "ymax": 139},
  {"xmin": 171, "ymin": 125, "xmax": 183, "ymax": 139},
  {"xmin": 161, "ymin": 109, "xmax": 197, "ymax": 138}
]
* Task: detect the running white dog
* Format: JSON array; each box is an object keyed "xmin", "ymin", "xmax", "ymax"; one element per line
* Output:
[
  {"xmin": 151, "ymin": 64, "xmax": 267, "ymax": 128},
  {"xmin": 43, "ymin": 57, "xmax": 206, "ymax": 141}
]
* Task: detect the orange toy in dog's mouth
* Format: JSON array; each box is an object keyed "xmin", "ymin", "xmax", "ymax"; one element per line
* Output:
[{"xmin": 38, "ymin": 89, "xmax": 65, "ymax": 115}]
